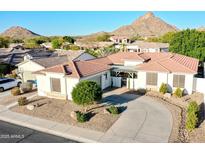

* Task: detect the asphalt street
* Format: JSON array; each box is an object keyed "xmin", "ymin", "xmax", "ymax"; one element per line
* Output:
[{"xmin": 0, "ymin": 120, "xmax": 78, "ymax": 143}]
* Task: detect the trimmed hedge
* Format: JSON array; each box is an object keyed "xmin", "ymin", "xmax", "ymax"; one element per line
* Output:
[
  {"xmin": 159, "ymin": 83, "xmax": 168, "ymax": 94},
  {"xmin": 174, "ymin": 88, "xmax": 183, "ymax": 98},
  {"xmin": 72, "ymin": 80, "xmax": 102, "ymax": 106},
  {"xmin": 186, "ymin": 101, "xmax": 199, "ymax": 131}
]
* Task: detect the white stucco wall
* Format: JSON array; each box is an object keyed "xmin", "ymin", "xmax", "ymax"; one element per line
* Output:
[
  {"xmin": 81, "ymin": 71, "xmax": 111, "ymax": 90},
  {"xmin": 36, "ymin": 75, "xmax": 47, "ymax": 96},
  {"xmin": 36, "ymin": 72, "xmax": 67, "ymax": 99},
  {"xmin": 101, "ymin": 71, "xmax": 111, "ymax": 90},
  {"xmin": 112, "ymin": 77, "xmax": 122, "ymax": 87},
  {"xmin": 126, "ymin": 71, "xmax": 194, "ymax": 94},
  {"xmin": 18, "ymin": 60, "xmax": 44, "ymax": 72},
  {"xmin": 168, "ymin": 73, "xmax": 194, "ymax": 94},
  {"xmin": 18, "ymin": 60, "xmax": 45, "ymax": 82},
  {"xmin": 157, "ymin": 72, "xmax": 168, "ymax": 88},
  {"xmin": 66, "ymin": 77, "xmax": 80, "ymax": 100}
]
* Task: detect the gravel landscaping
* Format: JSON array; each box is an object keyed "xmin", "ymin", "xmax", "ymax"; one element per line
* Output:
[
  {"xmin": 0, "ymin": 90, "xmax": 37, "ymax": 106},
  {"xmin": 11, "ymin": 96, "xmax": 120, "ymax": 132},
  {"xmin": 146, "ymin": 91, "xmax": 204, "ymax": 143}
]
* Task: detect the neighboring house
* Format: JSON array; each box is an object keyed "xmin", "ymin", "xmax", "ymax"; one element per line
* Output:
[
  {"xmin": 17, "ymin": 51, "xmax": 95, "ymax": 82},
  {"xmin": 110, "ymin": 36, "xmax": 131, "ymax": 44},
  {"xmin": 125, "ymin": 41, "xmax": 169, "ymax": 53},
  {"xmin": 34, "ymin": 52, "xmax": 200, "ymax": 100},
  {"xmin": 75, "ymin": 41, "xmax": 114, "ymax": 49}
]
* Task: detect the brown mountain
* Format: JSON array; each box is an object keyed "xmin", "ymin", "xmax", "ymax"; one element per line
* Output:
[
  {"xmin": 112, "ymin": 12, "xmax": 179, "ymax": 38},
  {"xmin": 1, "ymin": 26, "xmax": 40, "ymax": 39}
]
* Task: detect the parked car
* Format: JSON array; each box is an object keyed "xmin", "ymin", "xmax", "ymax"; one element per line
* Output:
[{"xmin": 0, "ymin": 78, "xmax": 22, "ymax": 92}]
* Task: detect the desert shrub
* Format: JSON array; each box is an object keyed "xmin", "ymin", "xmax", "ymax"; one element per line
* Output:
[
  {"xmin": 76, "ymin": 111, "xmax": 88, "ymax": 123},
  {"xmin": 107, "ymin": 105, "xmax": 119, "ymax": 115},
  {"xmin": 187, "ymin": 101, "xmax": 199, "ymax": 114},
  {"xmin": 72, "ymin": 80, "xmax": 102, "ymax": 106},
  {"xmin": 186, "ymin": 101, "xmax": 199, "ymax": 131},
  {"xmin": 18, "ymin": 97, "xmax": 28, "ymax": 106},
  {"xmin": 159, "ymin": 83, "xmax": 168, "ymax": 94},
  {"xmin": 136, "ymin": 88, "xmax": 147, "ymax": 95},
  {"xmin": 11, "ymin": 87, "xmax": 21, "ymax": 96},
  {"xmin": 20, "ymin": 82, "xmax": 33, "ymax": 93},
  {"xmin": 173, "ymin": 88, "xmax": 183, "ymax": 98}
]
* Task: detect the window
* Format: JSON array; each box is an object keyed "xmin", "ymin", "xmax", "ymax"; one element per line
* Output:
[
  {"xmin": 173, "ymin": 75, "xmax": 185, "ymax": 88},
  {"xmin": 50, "ymin": 78, "xmax": 61, "ymax": 92},
  {"xmin": 146, "ymin": 73, "xmax": 158, "ymax": 86}
]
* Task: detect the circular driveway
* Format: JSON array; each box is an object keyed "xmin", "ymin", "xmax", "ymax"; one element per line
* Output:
[{"xmin": 100, "ymin": 93, "xmax": 173, "ymax": 143}]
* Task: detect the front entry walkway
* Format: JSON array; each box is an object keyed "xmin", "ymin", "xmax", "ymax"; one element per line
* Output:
[{"xmin": 100, "ymin": 89, "xmax": 173, "ymax": 142}]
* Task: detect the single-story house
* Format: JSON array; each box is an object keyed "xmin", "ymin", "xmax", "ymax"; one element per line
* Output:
[
  {"xmin": 34, "ymin": 51, "xmax": 200, "ymax": 100},
  {"xmin": 124, "ymin": 41, "xmax": 169, "ymax": 53},
  {"xmin": 17, "ymin": 51, "xmax": 95, "ymax": 82},
  {"xmin": 110, "ymin": 36, "xmax": 131, "ymax": 44}
]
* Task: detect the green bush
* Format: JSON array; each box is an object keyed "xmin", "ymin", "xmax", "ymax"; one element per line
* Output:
[
  {"xmin": 72, "ymin": 80, "xmax": 102, "ymax": 106},
  {"xmin": 173, "ymin": 88, "xmax": 183, "ymax": 98},
  {"xmin": 187, "ymin": 101, "xmax": 199, "ymax": 113},
  {"xmin": 186, "ymin": 101, "xmax": 199, "ymax": 131},
  {"xmin": 107, "ymin": 105, "xmax": 119, "ymax": 115},
  {"xmin": 76, "ymin": 111, "xmax": 88, "ymax": 123},
  {"xmin": 11, "ymin": 87, "xmax": 21, "ymax": 96},
  {"xmin": 18, "ymin": 97, "xmax": 28, "ymax": 106},
  {"xmin": 159, "ymin": 83, "xmax": 168, "ymax": 94}
]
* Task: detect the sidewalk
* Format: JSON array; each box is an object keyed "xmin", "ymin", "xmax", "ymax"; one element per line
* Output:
[{"xmin": 0, "ymin": 105, "xmax": 104, "ymax": 143}]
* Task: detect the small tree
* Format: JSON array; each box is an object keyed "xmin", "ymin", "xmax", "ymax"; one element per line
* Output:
[
  {"xmin": 63, "ymin": 36, "xmax": 75, "ymax": 44},
  {"xmin": 52, "ymin": 39, "xmax": 63, "ymax": 49},
  {"xmin": 159, "ymin": 83, "xmax": 168, "ymax": 94},
  {"xmin": 186, "ymin": 101, "xmax": 199, "ymax": 131},
  {"xmin": 72, "ymin": 81, "xmax": 102, "ymax": 110},
  {"xmin": 173, "ymin": 88, "xmax": 183, "ymax": 98}
]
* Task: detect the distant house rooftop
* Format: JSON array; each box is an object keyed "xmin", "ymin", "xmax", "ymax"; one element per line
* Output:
[{"xmin": 129, "ymin": 41, "xmax": 169, "ymax": 49}]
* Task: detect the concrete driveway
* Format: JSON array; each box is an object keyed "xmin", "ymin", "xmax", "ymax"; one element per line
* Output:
[
  {"xmin": 0, "ymin": 90, "xmax": 11, "ymax": 99},
  {"xmin": 100, "ymin": 90, "xmax": 173, "ymax": 143}
]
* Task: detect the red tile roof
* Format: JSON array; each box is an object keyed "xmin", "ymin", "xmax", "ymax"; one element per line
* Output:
[
  {"xmin": 34, "ymin": 58, "xmax": 110, "ymax": 78},
  {"xmin": 107, "ymin": 52, "xmax": 150, "ymax": 64},
  {"xmin": 137, "ymin": 53, "xmax": 199, "ymax": 73},
  {"xmin": 34, "ymin": 51, "xmax": 199, "ymax": 77}
]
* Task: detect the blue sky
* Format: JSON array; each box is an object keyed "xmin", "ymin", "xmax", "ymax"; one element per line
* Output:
[{"xmin": 0, "ymin": 11, "xmax": 205, "ymax": 36}]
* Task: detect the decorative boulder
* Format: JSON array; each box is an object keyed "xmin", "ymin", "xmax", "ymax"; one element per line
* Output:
[
  {"xmin": 103, "ymin": 108, "xmax": 110, "ymax": 114},
  {"xmin": 20, "ymin": 82, "xmax": 33, "ymax": 93},
  {"xmin": 70, "ymin": 111, "xmax": 77, "ymax": 121},
  {"xmin": 164, "ymin": 93, "xmax": 171, "ymax": 98},
  {"xmin": 26, "ymin": 104, "xmax": 34, "ymax": 110}
]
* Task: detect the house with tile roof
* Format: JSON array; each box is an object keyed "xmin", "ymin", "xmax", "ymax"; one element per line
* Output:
[
  {"xmin": 16, "ymin": 51, "xmax": 95, "ymax": 82},
  {"xmin": 34, "ymin": 51, "xmax": 201, "ymax": 100},
  {"xmin": 116, "ymin": 41, "xmax": 169, "ymax": 53}
]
